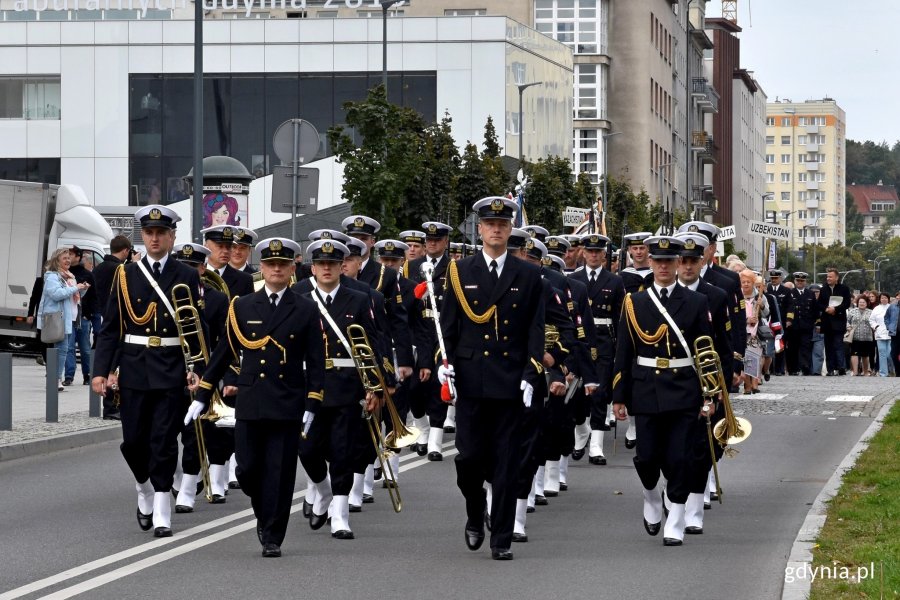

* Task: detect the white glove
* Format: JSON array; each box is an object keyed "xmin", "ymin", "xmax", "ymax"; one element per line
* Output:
[
  {"xmin": 183, "ymin": 400, "xmax": 205, "ymax": 426},
  {"xmin": 437, "ymin": 364, "xmax": 455, "ymax": 385},
  {"xmin": 302, "ymin": 411, "xmax": 315, "ymax": 437},
  {"xmin": 520, "ymin": 380, "xmax": 534, "ymax": 408}
]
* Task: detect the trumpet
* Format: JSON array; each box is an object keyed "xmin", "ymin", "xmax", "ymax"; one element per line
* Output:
[
  {"xmin": 346, "ymin": 323, "xmax": 420, "ymax": 513},
  {"xmin": 171, "ymin": 283, "xmax": 237, "ymax": 502},
  {"xmin": 693, "ymin": 336, "xmax": 753, "ymax": 504}
]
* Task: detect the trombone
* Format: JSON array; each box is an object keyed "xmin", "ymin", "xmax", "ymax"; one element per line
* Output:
[
  {"xmin": 346, "ymin": 323, "xmax": 420, "ymax": 513},
  {"xmin": 171, "ymin": 283, "xmax": 236, "ymax": 502},
  {"xmin": 693, "ymin": 335, "xmax": 753, "ymax": 504}
]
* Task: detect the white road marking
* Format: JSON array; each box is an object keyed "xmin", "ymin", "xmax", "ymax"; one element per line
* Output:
[
  {"xmin": 821, "ymin": 410, "xmax": 835, "ymax": 415},
  {"xmin": 824, "ymin": 395, "xmax": 873, "ymax": 402},
  {"xmin": 0, "ymin": 441, "xmax": 459, "ymax": 600},
  {"xmin": 850, "ymin": 411, "xmax": 862, "ymax": 417},
  {"xmin": 731, "ymin": 393, "xmax": 786, "ymax": 400}
]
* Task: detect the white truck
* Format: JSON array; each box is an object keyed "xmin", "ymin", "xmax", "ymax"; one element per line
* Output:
[{"xmin": 0, "ymin": 180, "xmax": 113, "ymax": 351}]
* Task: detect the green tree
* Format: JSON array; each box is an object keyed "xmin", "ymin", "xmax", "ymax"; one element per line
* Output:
[
  {"xmin": 482, "ymin": 116, "xmax": 502, "ymax": 159},
  {"xmin": 328, "ymin": 85, "xmax": 426, "ymax": 237},
  {"xmin": 523, "ymin": 157, "xmax": 568, "ymax": 232},
  {"xmin": 401, "ymin": 112, "xmax": 461, "ymax": 228},
  {"xmin": 573, "ymin": 172, "xmax": 596, "ymax": 210},
  {"xmin": 846, "ymin": 191, "xmax": 865, "ymax": 232},
  {"xmin": 603, "ymin": 176, "xmax": 653, "ymax": 244},
  {"xmin": 452, "ymin": 142, "xmax": 491, "ymax": 231}
]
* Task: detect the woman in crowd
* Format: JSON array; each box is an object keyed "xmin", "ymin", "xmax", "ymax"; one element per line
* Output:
[
  {"xmin": 869, "ymin": 292, "xmax": 893, "ymax": 377},
  {"xmin": 846, "ymin": 295, "xmax": 874, "ymax": 376},
  {"xmin": 740, "ymin": 269, "xmax": 769, "ymax": 394},
  {"xmin": 757, "ymin": 275, "xmax": 781, "ymax": 382},
  {"xmin": 36, "ymin": 248, "xmax": 88, "ymax": 391}
]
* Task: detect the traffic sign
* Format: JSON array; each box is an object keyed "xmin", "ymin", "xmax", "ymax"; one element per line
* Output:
[
  {"xmin": 748, "ymin": 219, "xmax": 790, "ymax": 240},
  {"xmin": 718, "ymin": 225, "xmax": 736, "ymax": 241},
  {"xmin": 458, "ymin": 212, "xmax": 479, "ymax": 243}
]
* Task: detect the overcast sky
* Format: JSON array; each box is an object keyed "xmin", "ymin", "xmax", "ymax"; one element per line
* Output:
[{"xmin": 708, "ymin": 0, "xmax": 900, "ymax": 145}]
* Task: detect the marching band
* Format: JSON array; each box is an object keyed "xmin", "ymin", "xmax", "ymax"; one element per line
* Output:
[{"xmin": 92, "ymin": 200, "xmax": 749, "ymax": 560}]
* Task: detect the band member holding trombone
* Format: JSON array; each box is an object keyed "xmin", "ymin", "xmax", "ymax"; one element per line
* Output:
[
  {"xmin": 611, "ymin": 236, "xmax": 712, "ymax": 547},
  {"xmin": 297, "ymin": 239, "xmax": 388, "ymax": 541},
  {"xmin": 440, "ymin": 197, "xmax": 546, "ymax": 561},
  {"xmin": 92, "ymin": 205, "xmax": 204, "ymax": 538},
  {"xmin": 189, "ymin": 238, "xmax": 325, "ymax": 558}
]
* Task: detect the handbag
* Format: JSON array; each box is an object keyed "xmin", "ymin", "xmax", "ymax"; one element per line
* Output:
[
  {"xmin": 843, "ymin": 325, "xmax": 856, "ymax": 344},
  {"xmin": 40, "ymin": 311, "xmax": 65, "ymax": 343},
  {"xmin": 758, "ymin": 321, "xmax": 775, "ymax": 341}
]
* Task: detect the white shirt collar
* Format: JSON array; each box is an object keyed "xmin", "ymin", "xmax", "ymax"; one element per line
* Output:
[
  {"xmin": 317, "ymin": 283, "xmax": 341, "ymax": 304},
  {"xmin": 679, "ymin": 278, "xmax": 700, "ymax": 292},
  {"xmin": 147, "ymin": 254, "xmax": 169, "ymax": 272},
  {"xmin": 482, "ymin": 251, "xmax": 508, "ymax": 274},
  {"xmin": 263, "ymin": 285, "xmax": 287, "ymax": 305},
  {"xmin": 205, "ymin": 260, "xmax": 226, "ymax": 275},
  {"xmin": 587, "ymin": 265, "xmax": 603, "ymax": 278},
  {"xmin": 653, "ymin": 282, "xmax": 677, "ymax": 296},
  {"xmin": 700, "ymin": 264, "xmax": 709, "ymax": 277},
  {"xmin": 427, "ymin": 254, "xmax": 444, "ymax": 266}
]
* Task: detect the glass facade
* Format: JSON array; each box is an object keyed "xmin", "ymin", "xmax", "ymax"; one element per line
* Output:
[
  {"xmin": 129, "ymin": 71, "xmax": 437, "ymax": 206},
  {"xmin": 0, "ymin": 158, "xmax": 61, "ymax": 184}
]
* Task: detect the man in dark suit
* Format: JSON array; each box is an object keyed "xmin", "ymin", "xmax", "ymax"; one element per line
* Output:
[
  {"xmin": 766, "ymin": 270, "xmax": 792, "ymax": 375},
  {"xmin": 229, "ymin": 227, "xmax": 258, "ymax": 274},
  {"xmin": 568, "ymin": 233, "xmax": 625, "ymax": 461},
  {"xmin": 93, "ymin": 235, "xmax": 133, "ymax": 320},
  {"xmin": 171, "ymin": 243, "xmax": 232, "ymax": 513},
  {"xmin": 92, "ymin": 205, "xmax": 205, "ymax": 538},
  {"xmin": 405, "ymin": 221, "xmax": 454, "ymax": 459},
  {"xmin": 202, "ymin": 225, "xmax": 254, "ymax": 298},
  {"xmin": 787, "ymin": 272, "xmax": 820, "ymax": 375},
  {"xmin": 818, "ymin": 266, "xmax": 852, "ymax": 375},
  {"xmin": 440, "ymin": 196, "xmax": 546, "ymax": 561},
  {"xmin": 675, "ymin": 232, "xmax": 732, "ymax": 531},
  {"xmin": 612, "ymin": 235, "xmax": 712, "ymax": 547},
  {"xmin": 296, "ymin": 239, "xmax": 387, "ymax": 541},
  {"xmin": 190, "ymin": 237, "xmax": 325, "ymax": 558}
]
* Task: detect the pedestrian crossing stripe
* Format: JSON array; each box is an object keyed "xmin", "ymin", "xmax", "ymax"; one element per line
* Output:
[
  {"xmin": 731, "ymin": 393, "xmax": 787, "ymax": 400},
  {"xmin": 824, "ymin": 395, "xmax": 873, "ymax": 402}
]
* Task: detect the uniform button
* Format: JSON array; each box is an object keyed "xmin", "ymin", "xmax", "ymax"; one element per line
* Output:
[
  {"xmin": 162, "ymin": 328, "xmax": 167, "ymax": 333},
  {"xmin": 503, "ymin": 336, "xmax": 508, "ymax": 341},
  {"xmin": 251, "ymin": 333, "xmax": 256, "ymax": 337},
  {"xmin": 503, "ymin": 352, "xmax": 508, "ymax": 357},
  {"xmin": 260, "ymin": 373, "xmax": 266, "ymax": 379},
  {"xmin": 484, "ymin": 351, "xmax": 489, "ymax": 356},
  {"xmin": 503, "ymin": 320, "xmax": 509, "ymax": 325},
  {"xmin": 336, "ymin": 352, "xmax": 342, "ymax": 357},
  {"xmin": 673, "ymin": 369, "xmax": 678, "ymax": 373},
  {"xmin": 163, "ymin": 313, "xmax": 169, "ymax": 318},
  {"xmin": 484, "ymin": 335, "xmax": 490, "ymax": 340},
  {"xmin": 260, "ymin": 359, "xmax": 266, "ymax": 365},
  {"xmin": 146, "ymin": 328, "xmax": 151, "ymax": 333},
  {"xmin": 654, "ymin": 343, "xmax": 658, "ymax": 347},
  {"xmin": 655, "ymin": 370, "xmax": 660, "ymax": 374},
  {"xmin": 137, "ymin": 298, "xmax": 142, "ymax": 303},
  {"xmin": 280, "ymin": 361, "xmax": 285, "ymax": 365},
  {"xmin": 473, "ymin": 300, "xmax": 479, "ymax": 306},
  {"xmin": 512, "ymin": 303, "xmax": 517, "ymax": 308},
  {"xmin": 278, "ymin": 374, "xmax": 283, "ymax": 379},
  {"xmin": 290, "ymin": 334, "xmax": 295, "ymax": 339}
]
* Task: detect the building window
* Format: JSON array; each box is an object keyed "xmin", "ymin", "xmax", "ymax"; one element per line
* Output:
[
  {"xmin": 781, "ymin": 192, "xmax": 790, "ymax": 202},
  {"xmin": 798, "ymin": 173, "xmax": 808, "ymax": 182},
  {"xmin": 781, "ymin": 117, "xmax": 791, "ymax": 127},
  {"xmin": 317, "ymin": 10, "xmax": 337, "ymax": 18},
  {"xmin": 575, "ymin": 64, "xmax": 598, "ymax": 119},
  {"xmin": 765, "ymin": 154, "xmax": 775, "ymax": 164},
  {"xmin": 357, "ymin": 9, "xmax": 403, "ymax": 17},
  {"xmin": 443, "ymin": 9, "xmax": 486, "ymax": 16},
  {"xmin": 872, "ymin": 216, "xmax": 881, "ymax": 224},
  {"xmin": 781, "ymin": 135, "xmax": 791, "ymax": 145},
  {"xmin": 766, "ymin": 135, "xmax": 774, "ymax": 145},
  {"xmin": 766, "ymin": 117, "xmax": 775, "ymax": 126},
  {"xmin": 0, "ymin": 158, "xmax": 60, "ymax": 184},
  {"xmin": 766, "ymin": 173, "xmax": 775, "ymax": 183},
  {"xmin": 781, "ymin": 154, "xmax": 791, "ymax": 163},
  {"xmin": 0, "ymin": 77, "xmax": 61, "ymax": 119},
  {"xmin": 781, "ymin": 173, "xmax": 791, "ymax": 183}
]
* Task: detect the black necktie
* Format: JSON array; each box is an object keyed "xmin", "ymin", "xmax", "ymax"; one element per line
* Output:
[
  {"xmin": 269, "ymin": 293, "xmax": 278, "ymax": 311},
  {"xmin": 431, "ymin": 258, "xmax": 437, "ymax": 266},
  {"xmin": 325, "ymin": 295, "xmax": 332, "ymax": 307},
  {"xmin": 490, "ymin": 259, "xmax": 499, "ymax": 281},
  {"xmin": 590, "ymin": 270, "xmax": 597, "ymax": 284},
  {"xmin": 660, "ymin": 287, "xmax": 669, "ymax": 306},
  {"xmin": 152, "ymin": 261, "xmax": 161, "ymax": 279}
]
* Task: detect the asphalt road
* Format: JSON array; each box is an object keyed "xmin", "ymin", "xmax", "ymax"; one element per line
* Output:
[{"xmin": 0, "ymin": 376, "xmax": 885, "ymax": 600}]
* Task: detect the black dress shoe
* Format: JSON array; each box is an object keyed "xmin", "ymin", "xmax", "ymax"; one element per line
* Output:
[
  {"xmin": 175, "ymin": 505, "xmax": 193, "ymax": 514},
  {"xmin": 443, "ymin": 425, "xmax": 456, "ymax": 433},
  {"xmin": 464, "ymin": 525, "xmax": 485, "ymax": 551},
  {"xmin": 170, "ymin": 488, "xmax": 178, "ymax": 500},
  {"xmin": 589, "ymin": 455, "xmax": 607, "ymax": 465},
  {"xmin": 511, "ymin": 533, "xmax": 528, "ymax": 543},
  {"xmin": 571, "ymin": 442, "xmax": 587, "ymax": 461},
  {"xmin": 136, "ymin": 509, "xmax": 153, "ymax": 531},
  {"xmin": 102, "ymin": 413, "xmax": 121, "ymax": 421},
  {"xmin": 534, "ymin": 494, "xmax": 548, "ymax": 506},
  {"xmin": 624, "ymin": 438, "xmax": 637, "ymax": 450},
  {"xmin": 332, "ymin": 530, "xmax": 355, "ymax": 540},
  {"xmin": 362, "ymin": 493, "xmax": 374, "ymax": 504},
  {"xmin": 663, "ymin": 537, "xmax": 682, "ymax": 546},
  {"xmin": 196, "ymin": 481, "xmax": 204, "ymax": 496},
  {"xmin": 526, "ymin": 506, "xmax": 535, "ymax": 514},
  {"xmin": 349, "ymin": 504, "xmax": 362, "ymax": 513},
  {"xmin": 415, "ymin": 444, "xmax": 427, "ymax": 457},
  {"xmin": 544, "ymin": 490, "xmax": 558, "ymax": 497},
  {"xmin": 704, "ymin": 502, "xmax": 711, "ymax": 510},
  {"xmin": 763, "ymin": 372, "xmax": 770, "ymax": 382},
  {"xmin": 643, "ymin": 519, "xmax": 661, "ymax": 536},
  {"xmin": 309, "ymin": 511, "xmax": 328, "ymax": 531},
  {"xmin": 491, "ymin": 548, "xmax": 513, "ymax": 560},
  {"xmin": 710, "ymin": 492, "xmax": 719, "ymax": 502},
  {"xmin": 685, "ymin": 526, "xmax": 704, "ymax": 535},
  {"xmin": 83, "ymin": 376, "xmax": 91, "ymax": 385},
  {"xmin": 382, "ymin": 479, "xmax": 397, "ymax": 489},
  {"xmin": 373, "ymin": 467, "xmax": 383, "ymax": 481},
  {"xmin": 62, "ymin": 378, "xmax": 73, "ymax": 386},
  {"xmin": 154, "ymin": 526, "xmax": 172, "ymax": 538},
  {"xmin": 560, "ymin": 482, "xmax": 568, "ymax": 491},
  {"xmin": 228, "ymin": 481, "xmax": 241, "ymax": 490},
  {"xmin": 211, "ymin": 494, "xmax": 226, "ymax": 504},
  {"xmin": 262, "ymin": 543, "xmax": 281, "ymax": 557},
  {"xmin": 302, "ymin": 499, "xmax": 312, "ymax": 519},
  {"xmin": 427, "ymin": 451, "xmax": 443, "ymax": 461},
  {"xmin": 838, "ymin": 369, "xmax": 846, "ymax": 376}
]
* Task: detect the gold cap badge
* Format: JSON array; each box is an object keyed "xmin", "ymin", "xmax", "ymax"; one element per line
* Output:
[
  {"xmin": 659, "ymin": 239, "xmax": 670, "ymax": 249},
  {"xmin": 149, "ymin": 208, "xmax": 161, "ymax": 220}
]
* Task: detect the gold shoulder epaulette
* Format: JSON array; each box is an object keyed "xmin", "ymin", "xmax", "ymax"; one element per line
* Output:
[
  {"xmin": 447, "ymin": 260, "xmax": 498, "ymax": 336},
  {"xmin": 227, "ymin": 297, "xmax": 287, "ymax": 363}
]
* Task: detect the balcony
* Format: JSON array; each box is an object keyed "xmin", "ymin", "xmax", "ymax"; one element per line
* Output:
[
  {"xmin": 692, "ymin": 78, "xmax": 720, "ymax": 113},
  {"xmin": 805, "ymin": 181, "xmax": 819, "ymax": 190},
  {"xmin": 805, "ymin": 125, "xmax": 820, "ymax": 134},
  {"xmin": 805, "ymin": 162, "xmax": 820, "ymax": 172},
  {"xmin": 805, "ymin": 143, "xmax": 819, "ymax": 153},
  {"xmin": 692, "ymin": 131, "xmax": 717, "ymax": 164},
  {"xmin": 805, "ymin": 198, "xmax": 820, "ymax": 209},
  {"xmin": 691, "ymin": 186, "xmax": 717, "ymax": 214}
]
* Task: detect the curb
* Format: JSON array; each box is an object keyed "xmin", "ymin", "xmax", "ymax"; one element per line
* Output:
[
  {"xmin": 780, "ymin": 393, "xmax": 897, "ymax": 600},
  {"xmin": 0, "ymin": 425, "xmax": 121, "ymax": 463}
]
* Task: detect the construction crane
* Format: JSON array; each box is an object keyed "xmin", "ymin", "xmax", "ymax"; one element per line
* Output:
[{"xmin": 722, "ymin": 0, "xmax": 737, "ymax": 24}]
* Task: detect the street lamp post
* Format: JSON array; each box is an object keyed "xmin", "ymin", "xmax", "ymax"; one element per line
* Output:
[
  {"xmin": 517, "ymin": 82, "xmax": 543, "ymax": 170},
  {"xmin": 850, "ymin": 241, "xmax": 866, "ymax": 255},
  {"xmin": 658, "ymin": 162, "xmax": 675, "ymax": 234},
  {"xmin": 601, "ymin": 130, "xmax": 622, "ymax": 238},
  {"xmin": 381, "ymin": 0, "xmax": 402, "ymax": 92},
  {"xmin": 875, "ymin": 256, "xmax": 890, "ymax": 291}
]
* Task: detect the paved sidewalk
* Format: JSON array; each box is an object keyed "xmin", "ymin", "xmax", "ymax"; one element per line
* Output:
[{"xmin": 0, "ymin": 356, "xmax": 119, "ymax": 461}]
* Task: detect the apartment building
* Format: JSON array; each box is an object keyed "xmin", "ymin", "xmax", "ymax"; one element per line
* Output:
[{"xmin": 764, "ymin": 98, "xmax": 847, "ymax": 248}]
